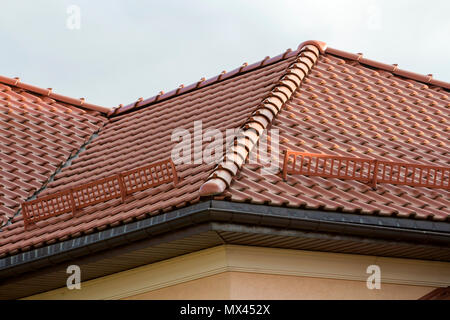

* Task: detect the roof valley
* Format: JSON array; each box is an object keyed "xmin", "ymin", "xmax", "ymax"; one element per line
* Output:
[
  {"xmin": 1, "ymin": 128, "xmax": 104, "ymax": 229},
  {"xmin": 199, "ymin": 41, "xmax": 327, "ymax": 196}
]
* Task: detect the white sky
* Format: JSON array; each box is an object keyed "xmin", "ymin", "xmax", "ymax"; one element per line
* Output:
[{"xmin": 0, "ymin": 0, "xmax": 449, "ymax": 108}]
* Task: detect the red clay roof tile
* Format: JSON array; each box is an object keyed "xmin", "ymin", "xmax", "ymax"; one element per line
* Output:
[
  {"xmin": 225, "ymin": 47, "xmax": 449, "ymax": 222},
  {"xmin": 0, "ymin": 79, "xmax": 107, "ymax": 230},
  {"xmin": 0, "ymin": 51, "xmax": 295, "ymax": 255}
]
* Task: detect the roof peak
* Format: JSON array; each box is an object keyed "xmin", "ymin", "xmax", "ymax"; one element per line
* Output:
[{"xmin": 0, "ymin": 75, "xmax": 111, "ymax": 114}]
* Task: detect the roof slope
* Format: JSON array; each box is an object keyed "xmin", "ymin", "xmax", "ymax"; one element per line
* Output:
[
  {"xmin": 0, "ymin": 40, "xmax": 449, "ymax": 258},
  {"xmin": 209, "ymin": 48, "xmax": 450, "ymax": 220},
  {"xmin": 0, "ymin": 52, "xmax": 296, "ymax": 256},
  {"xmin": 0, "ymin": 78, "xmax": 107, "ymax": 228}
]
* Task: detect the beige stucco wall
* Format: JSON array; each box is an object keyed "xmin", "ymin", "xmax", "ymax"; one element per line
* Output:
[
  {"xmin": 228, "ymin": 272, "xmax": 432, "ymax": 300},
  {"xmin": 127, "ymin": 271, "xmax": 433, "ymax": 300},
  {"xmin": 26, "ymin": 245, "xmax": 450, "ymax": 300}
]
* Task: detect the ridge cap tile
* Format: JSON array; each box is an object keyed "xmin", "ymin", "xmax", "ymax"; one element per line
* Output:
[{"xmin": 199, "ymin": 41, "xmax": 324, "ymax": 197}]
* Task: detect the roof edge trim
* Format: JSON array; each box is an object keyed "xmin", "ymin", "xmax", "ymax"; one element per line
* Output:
[
  {"xmin": 199, "ymin": 41, "xmax": 324, "ymax": 197},
  {"xmin": 0, "ymin": 75, "xmax": 111, "ymax": 114}
]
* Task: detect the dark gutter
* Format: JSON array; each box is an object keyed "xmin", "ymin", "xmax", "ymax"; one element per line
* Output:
[{"xmin": 1, "ymin": 200, "xmax": 449, "ymax": 279}]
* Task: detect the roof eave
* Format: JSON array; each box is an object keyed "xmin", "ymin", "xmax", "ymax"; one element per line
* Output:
[{"xmin": 1, "ymin": 200, "xmax": 449, "ymax": 277}]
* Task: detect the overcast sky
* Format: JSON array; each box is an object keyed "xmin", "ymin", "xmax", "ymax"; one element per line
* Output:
[{"xmin": 0, "ymin": 0, "xmax": 448, "ymax": 109}]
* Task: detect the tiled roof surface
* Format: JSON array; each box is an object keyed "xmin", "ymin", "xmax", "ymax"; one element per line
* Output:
[
  {"xmin": 0, "ymin": 80, "xmax": 106, "ymax": 230},
  {"xmin": 0, "ymin": 40, "xmax": 449, "ymax": 258},
  {"xmin": 0, "ymin": 54, "xmax": 295, "ymax": 256},
  {"xmin": 216, "ymin": 51, "xmax": 450, "ymax": 221}
]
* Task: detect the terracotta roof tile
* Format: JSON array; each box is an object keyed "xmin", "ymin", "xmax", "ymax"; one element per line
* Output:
[
  {"xmin": 1, "ymin": 40, "xmax": 449, "ymax": 257},
  {"xmin": 224, "ymin": 48, "xmax": 449, "ymax": 221},
  {"xmin": 0, "ymin": 51, "xmax": 295, "ymax": 256},
  {"xmin": 0, "ymin": 79, "xmax": 107, "ymax": 229}
]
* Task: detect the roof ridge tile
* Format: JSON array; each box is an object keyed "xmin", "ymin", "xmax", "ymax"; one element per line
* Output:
[{"xmin": 199, "ymin": 42, "xmax": 323, "ymax": 196}]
